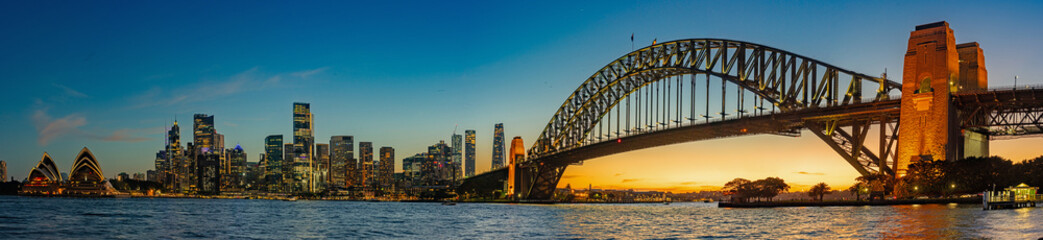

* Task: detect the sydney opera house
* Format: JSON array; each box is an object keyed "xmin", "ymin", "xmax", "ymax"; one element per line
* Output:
[{"xmin": 21, "ymin": 147, "xmax": 116, "ymax": 195}]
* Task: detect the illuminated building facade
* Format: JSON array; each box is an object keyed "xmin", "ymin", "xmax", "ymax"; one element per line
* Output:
[
  {"xmin": 330, "ymin": 136, "xmax": 355, "ymax": 189},
  {"xmin": 378, "ymin": 147, "xmax": 395, "ymax": 190},
  {"xmin": 359, "ymin": 142, "xmax": 373, "ymax": 188},
  {"xmin": 492, "ymin": 123, "xmax": 505, "ymax": 170},
  {"xmin": 896, "ymin": 21, "xmax": 989, "ymax": 176},
  {"xmin": 464, "ymin": 130, "xmax": 476, "ymax": 177},
  {"xmin": 193, "ymin": 114, "xmax": 215, "ymax": 151},
  {"xmin": 402, "ymin": 153, "xmax": 425, "ymax": 185},
  {"xmin": 282, "ymin": 143, "xmax": 294, "ymax": 192},
  {"xmin": 264, "ymin": 135, "xmax": 283, "ymax": 192},
  {"xmin": 0, "ymin": 160, "xmax": 6, "ymax": 182},
  {"xmin": 422, "ymin": 141, "xmax": 453, "ymax": 186},
  {"xmin": 22, "ymin": 153, "xmax": 62, "ymax": 194},
  {"xmin": 226, "ymin": 145, "xmax": 246, "ymax": 191},
  {"xmin": 451, "ymin": 134, "xmax": 462, "ymax": 179},
  {"xmin": 292, "ymin": 102, "xmax": 315, "ymax": 192},
  {"xmin": 196, "ymin": 151, "xmax": 221, "ymax": 195},
  {"xmin": 66, "ymin": 147, "xmax": 114, "ymax": 195},
  {"xmin": 164, "ymin": 119, "xmax": 184, "ymax": 190},
  {"xmin": 315, "ymin": 143, "xmax": 329, "ymax": 191}
]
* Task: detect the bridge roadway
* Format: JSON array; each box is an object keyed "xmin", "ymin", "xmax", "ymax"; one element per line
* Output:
[
  {"xmin": 460, "ymin": 88, "xmax": 1043, "ymax": 200},
  {"xmin": 459, "ymin": 98, "xmax": 902, "ymax": 197}
]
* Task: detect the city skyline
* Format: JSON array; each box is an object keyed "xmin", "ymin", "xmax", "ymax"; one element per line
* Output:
[{"xmin": 4, "ymin": 1, "xmax": 1043, "ymax": 192}]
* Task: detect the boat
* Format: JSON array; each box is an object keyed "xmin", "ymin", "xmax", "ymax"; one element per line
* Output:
[
  {"xmin": 442, "ymin": 201, "xmax": 457, "ymax": 206},
  {"xmin": 284, "ymin": 197, "xmax": 298, "ymax": 201}
]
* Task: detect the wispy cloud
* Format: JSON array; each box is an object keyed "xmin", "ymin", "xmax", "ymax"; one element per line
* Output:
[
  {"xmin": 291, "ymin": 67, "xmax": 329, "ymax": 79},
  {"xmin": 621, "ymin": 178, "xmax": 642, "ymax": 183},
  {"xmin": 32, "ymin": 107, "xmax": 86, "ymax": 146},
  {"xmin": 32, "ymin": 104, "xmax": 150, "ymax": 146},
  {"xmin": 52, "ymin": 83, "xmax": 88, "ymax": 98},
  {"xmin": 129, "ymin": 66, "xmax": 329, "ymax": 109},
  {"xmin": 614, "ymin": 173, "xmax": 624, "ymax": 177},
  {"xmin": 680, "ymin": 181, "xmax": 697, "ymax": 185},
  {"xmin": 795, "ymin": 171, "xmax": 826, "ymax": 176}
]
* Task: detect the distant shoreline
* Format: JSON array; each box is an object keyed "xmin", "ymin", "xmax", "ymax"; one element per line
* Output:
[{"xmin": 718, "ymin": 197, "xmax": 981, "ymax": 208}]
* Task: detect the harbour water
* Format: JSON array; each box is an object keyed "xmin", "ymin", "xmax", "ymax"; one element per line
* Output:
[{"xmin": 0, "ymin": 196, "xmax": 1040, "ymax": 239}]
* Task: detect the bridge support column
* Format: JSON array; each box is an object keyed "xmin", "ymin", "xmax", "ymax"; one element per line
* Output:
[{"xmin": 522, "ymin": 164, "xmax": 567, "ymax": 200}]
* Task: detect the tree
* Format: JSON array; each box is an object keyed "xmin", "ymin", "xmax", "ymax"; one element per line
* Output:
[
  {"xmin": 847, "ymin": 182, "xmax": 866, "ymax": 201},
  {"xmin": 808, "ymin": 182, "xmax": 831, "ymax": 201},
  {"xmin": 754, "ymin": 177, "xmax": 790, "ymax": 201},
  {"xmin": 723, "ymin": 178, "xmax": 752, "ymax": 202}
]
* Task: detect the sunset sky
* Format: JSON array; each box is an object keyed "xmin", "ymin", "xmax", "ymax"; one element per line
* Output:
[{"xmin": 2, "ymin": 1, "xmax": 1042, "ymax": 191}]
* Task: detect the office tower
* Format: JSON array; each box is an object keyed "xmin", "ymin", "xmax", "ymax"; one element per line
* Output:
[
  {"xmin": 194, "ymin": 114, "xmax": 215, "ymax": 152},
  {"xmin": 264, "ymin": 135, "xmax": 283, "ymax": 192},
  {"xmin": 215, "ymin": 133, "xmax": 225, "ymax": 152},
  {"xmin": 154, "ymin": 150, "xmax": 166, "ymax": 183},
  {"xmin": 227, "ymin": 145, "xmax": 246, "ymax": 190},
  {"xmin": 492, "ymin": 123, "xmax": 505, "ymax": 170},
  {"xmin": 196, "ymin": 152, "xmax": 221, "ymax": 195},
  {"xmin": 423, "ymin": 141, "xmax": 452, "ymax": 186},
  {"xmin": 379, "ymin": 147, "xmax": 395, "ymax": 190},
  {"xmin": 330, "ymin": 136, "xmax": 354, "ymax": 188},
  {"xmin": 451, "ymin": 134, "xmax": 462, "ymax": 180},
  {"xmin": 508, "ymin": 136, "xmax": 526, "ymax": 197},
  {"xmin": 402, "ymin": 153, "xmax": 425, "ymax": 185},
  {"xmin": 283, "ymin": 143, "xmax": 295, "ymax": 192},
  {"xmin": 464, "ymin": 130, "xmax": 476, "ymax": 177},
  {"xmin": 146, "ymin": 170, "xmax": 156, "ymax": 182},
  {"xmin": 315, "ymin": 143, "xmax": 329, "ymax": 191},
  {"xmin": 293, "ymin": 102, "xmax": 314, "ymax": 192},
  {"xmin": 359, "ymin": 142, "xmax": 373, "ymax": 188},
  {"xmin": 0, "ymin": 160, "xmax": 5, "ymax": 182},
  {"xmin": 165, "ymin": 119, "xmax": 184, "ymax": 189}
]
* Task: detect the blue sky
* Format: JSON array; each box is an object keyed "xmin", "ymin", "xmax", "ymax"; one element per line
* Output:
[{"xmin": 2, "ymin": 1, "xmax": 1042, "ymax": 186}]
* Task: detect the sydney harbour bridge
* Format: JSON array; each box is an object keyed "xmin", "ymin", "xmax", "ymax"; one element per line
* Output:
[{"xmin": 460, "ymin": 22, "xmax": 1043, "ymax": 200}]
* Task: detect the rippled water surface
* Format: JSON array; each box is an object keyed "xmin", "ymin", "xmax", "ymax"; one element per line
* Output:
[{"xmin": 0, "ymin": 196, "xmax": 1040, "ymax": 239}]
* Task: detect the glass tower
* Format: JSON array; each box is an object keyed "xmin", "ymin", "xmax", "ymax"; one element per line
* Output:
[
  {"xmin": 492, "ymin": 123, "xmax": 505, "ymax": 170},
  {"xmin": 264, "ymin": 135, "xmax": 283, "ymax": 193},
  {"xmin": 451, "ymin": 134, "xmax": 462, "ymax": 179},
  {"xmin": 464, "ymin": 130, "xmax": 476, "ymax": 177},
  {"xmin": 292, "ymin": 102, "xmax": 314, "ymax": 192},
  {"xmin": 359, "ymin": 142, "xmax": 373, "ymax": 189},
  {"xmin": 330, "ymin": 136, "xmax": 354, "ymax": 189}
]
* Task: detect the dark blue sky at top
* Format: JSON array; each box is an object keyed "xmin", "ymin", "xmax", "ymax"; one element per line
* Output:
[{"xmin": 1, "ymin": 1, "xmax": 1041, "ymax": 179}]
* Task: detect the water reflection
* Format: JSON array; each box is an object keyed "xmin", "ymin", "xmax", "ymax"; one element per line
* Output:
[{"xmin": 1, "ymin": 196, "xmax": 1041, "ymax": 239}]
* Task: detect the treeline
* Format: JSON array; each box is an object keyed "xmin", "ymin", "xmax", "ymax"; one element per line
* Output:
[
  {"xmin": 900, "ymin": 156, "xmax": 1043, "ymax": 197},
  {"xmin": 722, "ymin": 177, "xmax": 790, "ymax": 202}
]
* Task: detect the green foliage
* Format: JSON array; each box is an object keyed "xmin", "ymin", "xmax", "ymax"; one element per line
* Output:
[
  {"xmin": 808, "ymin": 182, "xmax": 830, "ymax": 201},
  {"xmin": 722, "ymin": 177, "xmax": 790, "ymax": 202},
  {"xmin": 899, "ymin": 156, "xmax": 1043, "ymax": 197}
]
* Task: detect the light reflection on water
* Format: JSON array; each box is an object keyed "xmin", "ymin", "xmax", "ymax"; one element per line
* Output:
[{"xmin": 0, "ymin": 196, "xmax": 1040, "ymax": 239}]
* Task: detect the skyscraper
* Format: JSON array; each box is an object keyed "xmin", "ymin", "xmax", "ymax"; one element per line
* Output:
[
  {"xmin": 451, "ymin": 134, "xmax": 462, "ymax": 179},
  {"xmin": 492, "ymin": 123, "xmax": 505, "ymax": 170},
  {"xmin": 0, "ymin": 160, "xmax": 6, "ymax": 182},
  {"xmin": 315, "ymin": 143, "xmax": 329, "ymax": 191},
  {"xmin": 422, "ymin": 141, "xmax": 453, "ymax": 186},
  {"xmin": 379, "ymin": 147, "xmax": 395, "ymax": 190},
  {"xmin": 330, "ymin": 136, "xmax": 354, "ymax": 189},
  {"xmin": 283, "ymin": 143, "xmax": 294, "ymax": 192},
  {"xmin": 402, "ymin": 153, "xmax": 425, "ymax": 185},
  {"xmin": 264, "ymin": 135, "xmax": 283, "ymax": 192},
  {"xmin": 227, "ymin": 145, "xmax": 246, "ymax": 191},
  {"xmin": 464, "ymin": 130, "xmax": 476, "ymax": 177},
  {"xmin": 359, "ymin": 142, "xmax": 373, "ymax": 189},
  {"xmin": 292, "ymin": 102, "xmax": 314, "ymax": 192},
  {"xmin": 193, "ymin": 114, "xmax": 215, "ymax": 152},
  {"xmin": 196, "ymin": 152, "xmax": 221, "ymax": 195},
  {"xmin": 165, "ymin": 119, "xmax": 184, "ymax": 189}
]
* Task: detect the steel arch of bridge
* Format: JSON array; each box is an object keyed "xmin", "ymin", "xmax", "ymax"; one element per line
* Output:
[{"xmin": 529, "ymin": 39, "xmax": 901, "ymax": 161}]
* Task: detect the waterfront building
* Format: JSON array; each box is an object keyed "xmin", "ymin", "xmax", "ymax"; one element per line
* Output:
[
  {"xmin": 292, "ymin": 102, "xmax": 315, "ymax": 193},
  {"xmin": 22, "ymin": 153, "xmax": 62, "ymax": 194},
  {"xmin": 146, "ymin": 170, "xmax": 156, "ymax": 182},
  {"xmin": 330, "ymin": 136, "xmax": 355, "ymax": 189},
  {"xmin": 196, "ymin": 151, "xmax": 221, "ymax": 195},
  {"xmin": 422, "ymin": 141, "xmax": 453, "ymax": 186},
  {"xmin": 464, "ymin": 130, "xmax": 476, "ymax": 177},
  {"xmin": 66, "ymin": 147, "xmax": 115, "ymax": 195},
  {"xmin": 117, "ymin": 172, "xmax": 129, "ymax": 181},
  {"xmin": 283, "ymin": 143, "xmax": 295, "ymax": 192},
  {"xmin": 452, "ymin": 134, "xmax": 462, "ymax": 179},
  {"xmin": 164, "ymin": 119, "xmax": 184, "ymax": 190},
  {"xmin": 492, "ymin": 123, "xmax": 505, "ymax": 170},
  {"xmin": 359, "ymin": 142, "xmax": 373, "ymax": 189},
  {"xmin": 1, "ymin": 160, "xmax": 6, "ymax": 182},
  {"xmin": 402, "ymin": 153, "xmax": 425, "ymax": 185},
  {"xmin": 379, "ymin": 147, "xmax": 395, "ymax": 190},
  {"xmin": 264, "ymin": 135, "xmax": 283, "ymax": 192},
  {"xmin": 227, "ymin": 145, "xmax": 246, "ymax": 191},
  {"xmin": 315, "ymin": 143, "xmax": 329, "ymax": 191},
  {"xmin": 193, "ymin": 114, "xmax": 215, "ymax": 152}
]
